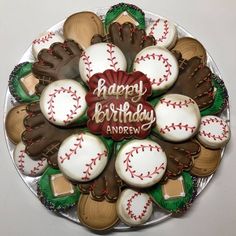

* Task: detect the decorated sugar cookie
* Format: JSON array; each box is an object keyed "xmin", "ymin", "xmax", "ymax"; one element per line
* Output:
[
  {"xmin": 79, "ymin": 43, "xmax": 127, "ymax": 83},
  {"xmin": 116, "ymin": 189, "xmax": 153, "ymax": 226},
  {"xmin": 154, "ymin": 94, "xmax": 201, "ymax": 142},
  {"xmin": 146, "ymin": 18, "xmax": 177, "ymax": 49},
  {"xmin": 197, "ymin": 115, "xmax": 230, "ymax": 149},
  {"xmin": 115, "ymin": 139, "xmax": 167, "ymax": 188},
  {"xmin": 40, "ymin": 79, "xmax": 87, "ymax": 126},
  {"xmin": 58, "ymin": 132, "xmax": 109, "ymax": 182},
  {"xmin": 14, "ymin": 142, "xmax": 48, "ymax": 177},
  {"xmin": 32, "ymin": 31, "xmax": 64, "ymax": 58},
  {"xmin": 133, "ymin": 46, "xmax": 179, "ymax": 95}
]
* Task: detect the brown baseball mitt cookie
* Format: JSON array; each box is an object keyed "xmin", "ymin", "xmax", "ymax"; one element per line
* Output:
[
  {"xmin": 91, "ymin": 22, "xmax": 156, "ymax": 71},
  {"xmin": 79, "ymin": 144, "xmax": 123, "ymax": 203},
  {"xmin": 150, "ymin": 133, "xmax": 201, "ymax": 181},
  {"xmin": 32, "ymin": 40, "xmax": 83, "ymax": 94},
  {"xmin": 168, "ymin": 56, "xmax": 214, "ymax": 110}
]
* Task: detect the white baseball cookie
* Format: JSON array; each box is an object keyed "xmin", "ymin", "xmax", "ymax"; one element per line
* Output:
[
  {"xmin": 40, "ymin": 79, "xmax": 87, "ymax": 126},
  {"xmin": 133, "ymin": 46, "xmax": 179, "ymax": 94},
  {"xmin": 116, "ymin": 189, "xmax": 153, "ymax": 226},
  {"xmin": 58, "ymin": 132, "xmax": 108, "ymax": 182},
  {"xmin": 13, "ymin": 142, "xmax": 48, "ymax": 177},
  {"xmin": 115, "ymin": 139, "xmax": 167, "ymax": 188},
  {"xmin": 154, "ymin": 94, "xmax": 201, "ymax": 142},
  {"xmin": 32, "ymin": 31, "xmax": 64, "ymax": 58},
  {"xmin": 79, "ymin": 43, "xmax": 127, "ymax": 83},
  {"xmin": 146, "ymin": 18, "xmax": 177, "ymax": 49},
  {"xmin": 197, "ymin": 115, "xmax": 230, "ymax": 149}
]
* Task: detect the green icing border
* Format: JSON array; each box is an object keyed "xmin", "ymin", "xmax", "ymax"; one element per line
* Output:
[
  {"xmin": 105, "ymin": 3, "xmax": 145, "ymax": 32},
  {"xmin": 149, "ymin": 172, "xmax": 194, "ymax": 213},
  {"xmin": 201, "ymin": 74, "xmax": 229, "ymax": 116},
  {"xmin": 38, "ymin": 167, "xmax": 80, "ymax": 211},
  {"xmin": 9, "ymin": 62, "xmax": 39, "ymax": 103}
]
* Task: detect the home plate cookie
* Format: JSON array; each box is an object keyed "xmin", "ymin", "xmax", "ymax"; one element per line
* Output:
[
  {"xmin": 133, "ymin": 46, "xmax": 179, "ymax": 95},
  {"xmin": 13, "ymin": 142, "xmax": 48, "ymax": 177},
  {"xmin": 58, "ymin": 132, "xmax": 109, "ymax": 182},
  {"xmin": 146, "ymin": 18, "xmax": 177, "ymax": 49},
  {"xmin": 116, "ymin": 189, "xmax": 153, "ymax": 226},
  {"xmin": 79, "ymin": 43, "xmax": 127, "ymax": 83},
  {"xmin": 154, "ymin": 94, "xmax": 201, "ymax": 142},
  {"xmin": 197, "ymin": 115, "xmax": 230, "ymax": 149},
  {"xmin": 40, "ymin": 79, "xmax": 87, "ymax": 126},
  {"xmin": 115, "ymin": 139, "xmax": 167, "ymax": 188},
  {"xmin": 32, "ymin": 31, "xmax": 64, "ymax": 58}
]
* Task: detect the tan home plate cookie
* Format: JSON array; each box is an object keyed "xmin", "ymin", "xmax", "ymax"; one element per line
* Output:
[{"xmin": 20, "ymin": 73, "xmax": 39, "ymax": 96}]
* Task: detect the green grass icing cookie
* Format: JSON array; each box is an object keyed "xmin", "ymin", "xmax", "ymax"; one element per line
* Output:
[{"xmin": 38, "ymin": 167, "xmax": 80, "ymax": 212}]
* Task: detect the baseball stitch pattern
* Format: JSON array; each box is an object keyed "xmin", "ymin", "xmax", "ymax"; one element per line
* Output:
[
  {"xmin": 148, "ymin": 19, "xmax": 169, "ymax": 44},
  {"xmin": 33, "ymin": 32, "xmax": 56, "ymax": 45},
  {"xmin": 134, "ymin": 54, "xmax": 172, "ymax": 87},
  {"xmin": 18, "ymin": 149, "xmax": 26, "ymax": 174},
  {"xmin": 160, "ymin": 98, "xmax": 195, "ymax": 108},
  {"xmin": 199, "ymin": 117, "xmax": 229, "ymax": 141},
  {"xmin": 47, "ymin": 86, "xmax": 81, "ymax": 125},
  {"xmin": 82, "ymin": 150, "xmax": 108, "ymax": 181},
  {"xmin": 59, "ymin": 134, "xmax": 84, "ymax": 164},
  {"xmin": 126, "ymin": 192, "xmax": 152, "ymax": 221},
  {"xmin": 124, "ymin": 145, "xmax": 165, "ymax": 180},
  {"xmin": 81, "ymin": 51, "xmax": 93, "ymax": 80},
  {"xmin": 160, "ymin": 123, "xmax": 196, "ymax": 134},
  {"xmin": 30, "ymin": 158, "xmax": 47, "ymax": 176},
  {"xmin": 106, "ymin": 43, "xmax": 120, "ymax": 71}
]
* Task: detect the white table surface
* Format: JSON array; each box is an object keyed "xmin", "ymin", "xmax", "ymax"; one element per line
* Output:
[{"xmin": 0, "ymin": 0, "xmax": 235, "ymax": 235}]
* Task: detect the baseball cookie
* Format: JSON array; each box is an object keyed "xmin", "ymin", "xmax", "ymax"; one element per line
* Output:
[
  {"xmin": 14, "ymin": 142, "xmax": 48, "ymax": 177},
  {"xmin": 77, "ymin": 194, "xmax": 119, "ymax": 231},
  {"xmin": 154, "ymin": 94, "xmax": 201, "ymax": 142},
  {"xmin": 9, "ymin": 62, "xmax": 39, "ymax": 103},
  {"xmin": 37, "ymin": 167, "xmax": 80, "ymax": 211},
  {"xmin": 115, "ymin": 139, "xmax": 167, "ymax": 188},
  {"xmin": 63, "ymin": 12, "xmax": 104, "ymax": 49},
  {"xmin": 197, "ymin": 116, "xmax": 230, "ymax": 149},
  {"xmin": 172, "ymin": 37, "xmax": 207, "ymax": 64},
  {"xmin": 116, "ymin": 189, "xmax": 153, "ymax": 226},
  {"xmin": 146, "ymin": 18, "xmax": 177, "ymax": 49},
  {"xmin": 5, "ymin": 104, "xmax": 27, "ymax": 144},
  {"xmin": 32, "ymin": 31, "xmax": 64, "ymax": 58},
  {"xmin": 79, "ymin": 43, "xmax": 127, "ymax": 83},
  {"xmin": 133, "ymin": 46, "xmax": 179, "ymax": 95},
  {"xmin": 58, "ymin": 132, "xmax": 109, "ymax": 182},
  {"xmin": 39, "ymin": 79, "xmax": 87, "ymax": 126}
]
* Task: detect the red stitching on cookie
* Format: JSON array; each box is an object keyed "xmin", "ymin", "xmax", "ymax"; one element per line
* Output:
[
  {"xmin": 59, "ymin": 134, "xmax": 84, "ymax": 164},
  {"xmin": 32, "ymin": 32, "xmax": 56, "ymax": 45},
  {"xmin": 18, "ymin": 150, "xmax": 25, "ymax": 173},
  {"xmin": 148, "ymin": 19, "xmax": 169, "ymax": 44},
  {"xmin": 160, "ymin": 123, "xmax": 196, "ymax": 134},
  {"xmin": 106, "ymin": 43, "xmax": 120, "ymax": 71},
  {"xmin": 124, "ymin": 145, "xmax": 165, "ymax": 180},
  {"xmin": 30, "ymin": 158, "xmax": 46, "ymax": 176},
  {"xmin": 81, "ymin": 51, "xmax": 93, "ymax": 79},
  {"xmin": 47, "ymin": 86, "xmax": 81, "ymax": 125},
  {"xmin": 82, "ymin": 150, "xmax": 108, "ymax": 181},
  {"xmin": 126, "ymin": 192, "xmax": 152, "ymax": 221},
  {"xmin": 160, "ymin": 97, "xmax": 195, "ymax": 108},
  {"xmin": 134, "ymin": 53, "xmax": 172, "ymax": 87}
]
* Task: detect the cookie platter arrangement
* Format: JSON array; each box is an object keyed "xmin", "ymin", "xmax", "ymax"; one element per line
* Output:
[{"xmin": 4, "ymin": 3, "xmax": 230, "ymax": 232}]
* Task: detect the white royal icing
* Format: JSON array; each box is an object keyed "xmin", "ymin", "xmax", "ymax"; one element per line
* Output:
[
  {"xmin": 58, "ymin": 132, "xmax": 108, "ymax": 182},
  {"xmin": 133, "ymin": 46, "xmax": 179, "ymax": 93},
  {"xmin": 154, "ymin": 94, "xmax": 201, "ymax": 142},
  {"xmin": 32, "ymin": 31, "xmax": 64, "ymax": 58},
  {"xmin": 40, "ymin": 79, "xmax": 87, "ymax": 126},
  {"xmin": 79, "ymin": 43, "xmax": 127, "ymax": 83},
  {"xmin": 146, "ymin": 18, "xmax": 177, "ymax": 49},
  {"xmin": 197, "ymin": 115, "xmax": 230, "ymax": 149},
  {"xmin": 13, "ymin": 142, "xmax": 48, "ymax": 177},
  {"xmin": 115, "ymin": 139, "xmax": 167, "ymax": 188},
  {"xmin": 116, "ymin": 189, "xmax": 153, "ymax": 226}
]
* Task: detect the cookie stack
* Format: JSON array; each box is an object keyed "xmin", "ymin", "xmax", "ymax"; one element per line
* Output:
[{"xmin": 5, "ymin": 3, "xmax": 230, "ymax": 232}]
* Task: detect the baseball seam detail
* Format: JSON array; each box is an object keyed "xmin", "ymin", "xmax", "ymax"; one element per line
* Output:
[
  {"xmin": 160, "ymin": 123, "xmax": 196, "ymax": 134},
  {"xmin": 106, "ymin": 43, "xmax": 120, "ymax": 71},
  {"xmin": 81, "ymin": 51, "xmax": 93, "ymax": 79},
  {"xmin": 160, "ymin": 98, "xmax": 195, "ymax": 108},
  {"xmin": 33, "ymin": 32, "xmax": 56, "ymax": 45}
]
